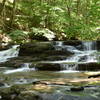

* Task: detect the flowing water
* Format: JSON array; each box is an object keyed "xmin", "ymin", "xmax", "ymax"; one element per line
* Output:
[
  {"xmin": 0, "ymin": 41, "xmax": 100, "ymax": 99},
  {"xmin": 48, "ymin": 41, "xmax": 98, "ymax": 72},
  {"xmin": 0, "ymin": 45, "xmax": 19, "ymax": 63},
  {"xmin": 0, "ymin": 41, "xmax": 99, "ymax": 75},
  {"xmin": 0, "ymin": 41, "xmax": 100, "ymax": 100},
  {"xmin": 54, "ymin": 41, "xmax": 97, "ymax": 63},
  {"xmin": 4, "ymin": 63, "xmax": 35, "ymax": 74}
]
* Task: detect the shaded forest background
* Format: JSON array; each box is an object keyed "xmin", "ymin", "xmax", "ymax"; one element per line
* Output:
[{"xmin": 0, "ymin": 0, "xmax": 100, "ymax": 43}]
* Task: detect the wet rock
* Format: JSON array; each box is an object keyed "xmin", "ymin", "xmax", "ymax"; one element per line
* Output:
[
  {"xmin": 45, "ymin": 50, "xmax": 73, "ymax": 56},
  {"xmin": 10, "ymin": 85, "xmax": 25, "ymax": 95},
  {"xmin": 96, "ymin": 40, "xmax": 100, "ymax": 50},
  {"xmin": 78, "ymin": 56, "xmax": 87, "ymax": 62},
  {"xmin": 77, "ymin": 63, "xmax": 100, "ymax": 71},
  {"xmin": 0, "ymin": 55, "xmax": 68, "ymax": 69},
  {"xmin": 19, "ymin": 42, "xmax": 73, "ymax": 57},
  {"xmin": 0, "ymin": 56, "xmax": 33, "ymax": 68},
  {"xmin": 63, "ymin": 40, "xmax": 82, "ymax": 46},
  {"xmin": 41, "ymin": 56, "xmax": 67, "ymax": 61},
  {"xmin": 0, "ymin": 84, "xmax": 42, "ymax": 100},
  {"xmin": 34, "ymin": 63, "xmax": 61, "ymax": 71},
  {"xmin": 0, "ymin": 85, "xmax": 26, "ymax": 100},
  {"xmin": 1, "ymin": 90, "xmax": 99, "ymax": 100},
  {"xmin": 17, "ymin": 92, "xmax": 42, "ymax": 100},
  {"xmin": 88, "ymin": 74, "xmax": 100, "ymax": 78},
  {"xmin": 70, "ymin": 87, "xmax": 84, "ymax": 92},
  {"xmin": 32, "ymin": 81, "xmax": 42, "ymax": 85},
  {"xmin": 0, "ymin": 59, "xmax": 25, "ymax": 68},
  {"xmin": 0, "ymin": 82, "xmax": 5, "ymax": 87},
  {"xmin": 19, "ymin": 42, "xmax": 54, "ymax": 56},
  {"xmin": 39, "ymin": 93, "xmax": 99, "ymax": 100}
]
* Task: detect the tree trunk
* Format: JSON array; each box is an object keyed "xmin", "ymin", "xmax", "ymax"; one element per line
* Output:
[
  {"xmin": 0, "ymin": 0, "xmax": 7, "ymax": 30},
  {"xmin": 0, "ymin": 0, "xmax": 7, "ymax": 15},
  {"xmin": 76, "ymin": 0, "xmax": 80, "ymax": 16},
  {"xmin": 10, "ymin": 0, "xmax": 16, "ymax": 28}
]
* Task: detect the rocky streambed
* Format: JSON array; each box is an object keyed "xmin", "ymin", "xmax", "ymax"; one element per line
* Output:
[{"xmin": 0, "ymin": 41, "xmax": 100, "ymax": 100}]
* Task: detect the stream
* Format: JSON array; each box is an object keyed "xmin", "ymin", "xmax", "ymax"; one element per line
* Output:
[{"xmin": 0, "ymin": 41, "xmax": 100, "ymax": 100}]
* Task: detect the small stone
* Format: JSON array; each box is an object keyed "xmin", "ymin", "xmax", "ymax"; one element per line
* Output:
[
  {"xmin": 70, "ymin": 87, "xmax": 84, "ymax": 92},
  {"xmin": 88, "ymin": 74, "xmax": 100, "ymax": 78}
]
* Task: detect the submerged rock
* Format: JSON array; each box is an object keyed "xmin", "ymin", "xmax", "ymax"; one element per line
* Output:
[
  {"xmin": 0, "ymin": 78, "xmax": 100, "ymax": 100},
  {"xmin": 17, "ymin": 91, "xmax": 42, "ymax": 100},
  {"xmin": 38, "ymin": 93, "xmax": 99, "ymax": 100},
  {"xmin": 70, "ymin": 87, "xmax": 84, "ymax": 92}
]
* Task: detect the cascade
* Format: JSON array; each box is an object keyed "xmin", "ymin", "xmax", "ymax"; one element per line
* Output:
[
  {"xmin": 50, "ymin": 41, "xmax": 98, "ymax": 71},
  {"xmin": 55, "ymin": 41, "xmax": 63, "ymax": 46},
  {"xmin": 83, "ymin": 41, "xmax": 96, "ymax": 51},
  {"xmin": 4, "ymin": 63, "xmax": 35, "ymax": 74},
  {"xmin": 0, "ymin": 45, "xmax": 19, "ymax": 63},
  {"xmin": 82, "ymin": 41, "xmax": 97, "ymax": 62},
  {"xmin": 54, "ymin": 41, "xmax": 63, "ymax": 50}
]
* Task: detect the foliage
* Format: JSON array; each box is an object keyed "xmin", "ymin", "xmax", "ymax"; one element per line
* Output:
[
  {"xmin": 9, "ymin": 30, "xmax": 29, "ymax": 43},
  {"xmin": 0, "ymin": 0, "xmax": 100, "ymax": 42},
  {"xmin": 30, "ymin": 27, "xmax": 55, "ymax": 41}
]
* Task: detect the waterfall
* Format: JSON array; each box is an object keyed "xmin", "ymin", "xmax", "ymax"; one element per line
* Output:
[
  {"xmin": 55, "ymin": 41, "xmax": 63, "ymax": 46},
  {"xmin": 48, "ymin": 41, "xmax": 98, "ymax": 72},
  {"xmin": 4, "ymin": 63, "xmax": 35, "ymax": 74},
  {"xmin": 82, "ymin": 41, "xmax": 97, "ymax": 62},
  {"xmin": 83, "ymin": 41, "xmax": 96, "ymax": 51},
  {"xmin": 0, "ymin": 45, "xmax": 19, "ymax": 63},
  {"xmin": 54, "ymin": 41, "xmax": 63, "ymax": 50}
]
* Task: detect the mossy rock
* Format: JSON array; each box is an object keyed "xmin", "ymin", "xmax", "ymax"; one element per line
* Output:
[
  {"xmin": 34, "ymin": 63, "xmax": 61, "ymax": 71},
  {"xmin": 19, "ymin": 42, "xmax": 73, "ymax": 57},
  {"xmin": 77, "ymin": 63, "xmax": 100, "ymax": 71},
  {"xmin": 63, "ymin": 40, "xmax": 82, "ymax": 46},
  {"xmin": 19, "ymin": 42, "xmax": 54, "ymax": 56}
]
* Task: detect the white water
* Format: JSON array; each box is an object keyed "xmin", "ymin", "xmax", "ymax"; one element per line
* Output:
[
  {"xmin": 54, "ymin": 41, "xmax": 63, "ymax": 50},
  {"xmin": 0, "ymin": 42, "xmax": 98, "ymax": 73},
  {"xmin": 0, "ymin": 45, "xmax": 36, "ymax": 74},
  {"xmin": 82, "ymin": 41, "xmax": 97, "ymax": 62},
  {"xmin": 55, "ymin": 41, "xmax": 63, "ymax": 46},
  {"xmin": 4, "ymin": 63, "xmax": 35, "ymax": 74},
  {"xmin": 0, "ymin": 45, "xmax": 19, "ymax": 63},
  {"xmin": 83, "ymin": 41, "xmax": 96, "ymax": 51},
  {"xmin": 50, "ymin": 41, "xmax": 97, "ymax": 72}
]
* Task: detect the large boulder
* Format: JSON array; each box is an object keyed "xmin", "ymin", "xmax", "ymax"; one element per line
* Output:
[
  {"xmin": 19, "ymin": 42, "xmax": 54, "ymax": 56},
  {"xmin": 34, "ymin": 63, "xmax": 61, "ymax": 71},
  {"xmin": 19, "ymin": 42, "xmax": 73, "ymax": 57},
  {"xmin": 29, "ymin": 28, "xmax": 55, "ymax": 41}
]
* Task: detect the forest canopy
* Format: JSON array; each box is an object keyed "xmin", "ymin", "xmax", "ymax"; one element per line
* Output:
[{"xmin": 0, "ymin": 0, "xmax": 100, "ymax": 43}]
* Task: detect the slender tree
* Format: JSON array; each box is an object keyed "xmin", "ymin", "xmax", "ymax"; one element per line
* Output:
[
  {"xmin": 0, "ymin": 0, "xmax": 7, "ymax": 15},
  {"xmin": 10, "ymin": 0, "xmax": 16, "ymax": 28}
]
